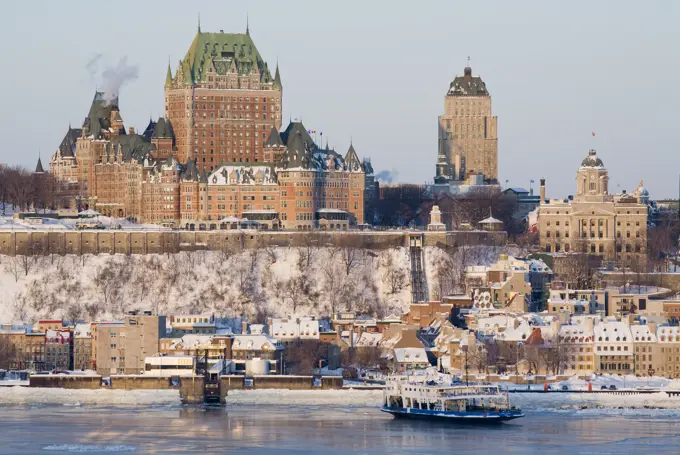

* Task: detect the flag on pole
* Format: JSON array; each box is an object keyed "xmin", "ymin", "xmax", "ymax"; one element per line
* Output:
[
  {"xmin": 592, "ymin": 132, "xmax": 595, "ymax": 137},
  {"xmin": 307, "ymin": 129, "xmax": 316, "ymax": 134},
  {"xmin": 530, "ymin": 179, "xmax": 535, "ymax": 183}
]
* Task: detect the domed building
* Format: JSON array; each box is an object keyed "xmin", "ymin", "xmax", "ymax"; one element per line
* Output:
[{"xmin": 538, "ymin": 150, "xmax": 647, "ymax": 264}]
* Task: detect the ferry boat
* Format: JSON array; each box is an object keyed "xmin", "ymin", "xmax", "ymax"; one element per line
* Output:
[{"xmin": 382, "ymin": 377, "xmax": 523, "ymax": 423}]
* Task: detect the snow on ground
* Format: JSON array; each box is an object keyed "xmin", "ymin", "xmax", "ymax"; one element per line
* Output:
[
  {"xmin": 0, "ymin": 387, "xmax": 179, "ymax": 406},
  {"xmin": 0, "ymin": 214, "xmax": 167, "ymax": 232},
  {"xmin": 0, "ymin": 246, "xmax": 421, "ymax": 323}
]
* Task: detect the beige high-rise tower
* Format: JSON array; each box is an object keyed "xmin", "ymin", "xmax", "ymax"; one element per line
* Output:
[{"xmin": 436, "ymin": 65, "xmax": 498, "ymax": 183}]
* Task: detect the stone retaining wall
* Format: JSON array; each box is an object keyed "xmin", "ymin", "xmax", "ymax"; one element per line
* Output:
[{"xmin": 0, "ymin": 230, "xmax": 505, "ymax": 256}]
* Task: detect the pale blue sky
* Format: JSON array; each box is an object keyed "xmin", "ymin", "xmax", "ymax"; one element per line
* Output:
[{"xmin": 2, "ymin": 0, "xmax": 679, "ymax": 197}]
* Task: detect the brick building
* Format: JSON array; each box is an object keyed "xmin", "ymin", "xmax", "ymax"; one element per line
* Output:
[
  {"xmin": 165, "ymin": 25, "xmax": 282, "ymax": 170},
  {"xmin": 48, "ymin": 27, "xmax": 372, "ymax": 229}
]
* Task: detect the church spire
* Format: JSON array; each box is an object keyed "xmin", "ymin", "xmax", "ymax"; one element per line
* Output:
[
  {"xmin": 246, "ymin": 13, "xmax": 250, "ymax": 36},
  {"xmin": 197, "ymin": 13, "xmax": 201, "ymax": 33}
]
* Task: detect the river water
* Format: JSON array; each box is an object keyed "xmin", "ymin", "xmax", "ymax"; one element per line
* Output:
[{"xmin": 1, "ymin": 404, "xmax": 680, "ymax": 454}]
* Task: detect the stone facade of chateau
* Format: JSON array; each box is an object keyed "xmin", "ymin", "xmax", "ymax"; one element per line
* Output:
[{"xmin": 49, "ymin": 28, "xmax": 372, "ymax": 230}]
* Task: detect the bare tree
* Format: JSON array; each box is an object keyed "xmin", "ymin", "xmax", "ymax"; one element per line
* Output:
[
  {"xmin": 5, "ymin": 256, "xmax": 22, "ymax": 282},
  {"xmin": 381, "ymin": 252, "xmax": 408, "ymax": 295},
  {"xmin": 0, "ymin": 337, "xmax": 19, "ymax": 370}
]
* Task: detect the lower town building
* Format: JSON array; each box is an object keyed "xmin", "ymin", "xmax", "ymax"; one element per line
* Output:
[
  {"xmin": 45, "ymin": 329, "xmax": 72, "ymax": 371},
  {"xmin": 74, "ymin": 323, "xmax": 93, "ymax": 371},
  {"xmin": 94, "ymin": 313, "xmax": 166, "ymax": 376},
  {"xmin": 230, "ymin": 334, "xmax": 284, "ymax": 374}
]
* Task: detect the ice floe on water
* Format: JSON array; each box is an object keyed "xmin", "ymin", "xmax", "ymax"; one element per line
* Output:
[
  {"xmin": 0, "ymin": 387, "xmax": 179, "ymax": 406},
  {"xmin": 42, "ymin": 445, "xmax": 136, "ymax": 452}
]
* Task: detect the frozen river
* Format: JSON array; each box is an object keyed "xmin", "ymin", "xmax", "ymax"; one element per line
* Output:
[{"xmin": 2, "ymin": 404, "xmax": 680, "ymax": 454}]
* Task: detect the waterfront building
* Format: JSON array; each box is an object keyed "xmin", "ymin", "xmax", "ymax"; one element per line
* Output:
[
  {"xmin": 73, "ymin": 323, "xmax": 92, "ymax": 371},
  {"xmin": 45, "ymin": 329, "xmax": 72, "ymax": 371},
  {"xmin": 94, "ymin": 313, "xmax": 166, "ymax": 376}
]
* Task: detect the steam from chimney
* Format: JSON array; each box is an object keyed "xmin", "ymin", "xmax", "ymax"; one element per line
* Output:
[
  {"xmin": 375, "ymin": 169, "xmax": 398, "ymax": 184},
  {"xmin": 100, "ymin": 56, "xmax": 139, "ymax": 105},
  {"xmin": 85, "ymin": 53, "xmax": 103, "ymax": 79}
]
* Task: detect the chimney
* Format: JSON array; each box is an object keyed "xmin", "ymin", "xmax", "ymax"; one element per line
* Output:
[
  {"xmin": 241, "ymin": 320, "xmax": 248, "ymax": 335},
  {"xmin": 129, "ymin": 126, "xmax": 135, "ymax": 135},
  {"xmin": 267, "ymin": 317, "xmax": 273, "ymax": 334},
  {"xmin": 539, "ymin": 178, "xmax": 546, "ymax": 204}
]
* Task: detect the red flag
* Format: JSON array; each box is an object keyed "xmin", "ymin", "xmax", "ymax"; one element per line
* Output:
[{"xmin": 592, "ymin": 132, "xmax": 595, "ymax": 137}]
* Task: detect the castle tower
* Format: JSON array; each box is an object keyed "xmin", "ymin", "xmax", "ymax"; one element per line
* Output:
[
  {"xmin": 164, "ymin": 27, "xmax": 282, "ymax": 172},
  {"xmin": 438, "ymin": 64, "xmax": 498, "ymax": 181}
]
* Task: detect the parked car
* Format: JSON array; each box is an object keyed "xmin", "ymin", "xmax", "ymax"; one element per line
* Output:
[
  {"xmin": 609, "ymin": 384, "xmax": 617, "ymax": 390},
  {"xmin": 600, "ymin": 385, "xmax": 609, "ymax": 390},
  {"xmin": 560, "ymin": 385, "xmax": 569, "ymax": 391},
  {"xmin": 51, "ymin": 370, "xmax": 70, "ymax": 375}
]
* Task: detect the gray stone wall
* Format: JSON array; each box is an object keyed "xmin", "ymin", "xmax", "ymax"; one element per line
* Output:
[{"xmin": 0, "ymin": 230, "xmax": 504, "ymax": 257}]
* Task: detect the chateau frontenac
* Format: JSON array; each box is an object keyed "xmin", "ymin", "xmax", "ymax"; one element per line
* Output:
[{"xmin": 49, "ymin": 27, "xmax": 373, "ymax": 230}]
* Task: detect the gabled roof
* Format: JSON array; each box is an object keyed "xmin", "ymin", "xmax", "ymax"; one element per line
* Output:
[
  {"xmin": 280, "ymin": 122, "xmax": 316, "ymax": 148},
  {"xmin": 104, "ymin": 134, "xmax": 155, "ymax": 164},
  {"xmin": 344, "ymin": 144, "xmax": 361, "ymax": 172},
  {"xmin": 280, "ymin": 127, "xmax": 312, "ymax": 169},
  {"xmin": 264, "ymin": 126, "xmax": 284, "ymax": 147},
  {"xmin": 57, "ymin": 126, "xmax": 82, "ymax": 158},
  {"xmin": 182, "ymin": 158, "xmax": 201, "ymax": 182},
  {"xmin": 83, "ymin": 91, "xmax": 124, "ymax": 138}
]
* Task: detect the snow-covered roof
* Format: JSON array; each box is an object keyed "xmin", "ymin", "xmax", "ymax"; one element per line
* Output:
[
  {"xmin": 45, "ymin": 329, "xmax": 71, "ymax": 343},
  {"xmin": 356, "ymin": 332, "xmax": 383, "ymax": 347},
  {"xmin": 479, "ymin": 216, "xmax": 503, "ymax": 224},
  {"xmin": 74, "ymin": 323, "xmax": 92, "ymax": 339},
  {"xmin": 594, "ymin": 321, "xmax": 632, "ymax": 344},
  {"xmin": 207, "ymin": 164, "xmax": 278, "ymax": 186},
  {"xmin": 559, "ymin": 324, "xmax": 594, "ymax": 343},
  {"xmin": 631, "ymin": 325, "xmax": 657, "ymax": 343},
  {"xmin": 656, "ymin": 326, "xmax": 680, "ymax": 343},
  {"xmin": 242, "ymin": 209, "xmax": 278, "ymax": 214},
  {"xmin": 232, "ymin": 334, "xmax": 282, "ymax": 351},
  {"xmin": 497, "ymin": 321, "xmax": 533, "ymax": 342},
  {"xmin": 317, "ymin": 208, "xmax": 347, "ymax": 214},
  {"xmin": 170, "ymin": 334, "xmax": 215, "ymax": 349},
  {"xmin": 394, "ymin": 347, "xmax": 429, "ymax": 364}
]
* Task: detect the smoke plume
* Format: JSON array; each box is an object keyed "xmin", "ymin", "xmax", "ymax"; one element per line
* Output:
[
  {"xmin": 100, "ymin": 57, "xmax": 139, "ymax": 105},
  {"xmin": 85, "ymin": 53, "xmax": 103, "ymax": 79},
  {"xmin": 375, "ymin": 169, "xmax": 398, "ymax": 184}
]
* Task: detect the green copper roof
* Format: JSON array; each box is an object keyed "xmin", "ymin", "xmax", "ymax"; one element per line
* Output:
[
  {"xmin": 177, "ymin": 30, "xmax": 274, "ymax": 85},
  {"xmin": 165, "ymin": 63, "xmax": 173, "ymax": 88},
  {"xmin": 273, "ymin": 64, "xmax": 282, "ymax": 89}
]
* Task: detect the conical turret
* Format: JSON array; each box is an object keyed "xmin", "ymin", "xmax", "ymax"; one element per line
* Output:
[
  {"xmin": 165, "ymin": 62, "xmax": 173, "ymax": 88},
  {"xmin": 273, "ymin": 62, "xmax": 282, "ymax": 89}
]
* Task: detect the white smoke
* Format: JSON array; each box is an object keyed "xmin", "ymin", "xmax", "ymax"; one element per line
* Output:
[
  {"xmin": 375, "ymin": 169, "xmax": 399, "ymax": 184},
  {"xmin": 100, "ymin": 56, "xmax": 139, "ymax": 105}
]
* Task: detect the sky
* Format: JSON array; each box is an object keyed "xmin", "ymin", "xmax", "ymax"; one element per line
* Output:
[{"xmin": 1, "ymin": 0, "xmax": 679, "ymax": 198}]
